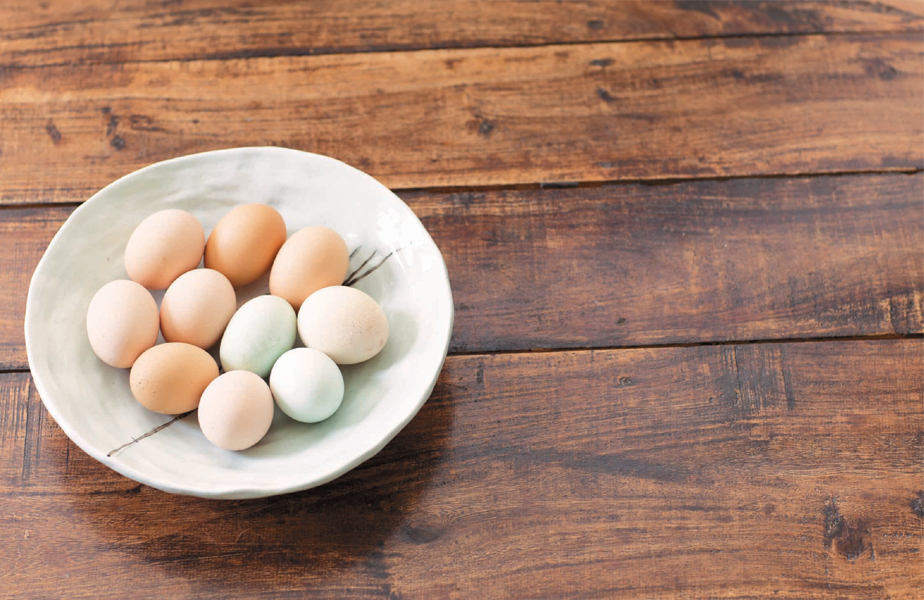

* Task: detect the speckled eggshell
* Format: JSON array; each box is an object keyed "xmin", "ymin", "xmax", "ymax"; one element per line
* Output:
[
  {"xmin": 269, "ymin": 348, "xmax": 344, "ymax": 423},
  {"xmin": 86, "ymin": 279, "xmax": 159, "ymax": 368},
  {"xmin": 204, "ymin": 204, "xmax": 287, "ymax": 288},
  {"xmin": 220, "ymin": 295, "xmax": 297, "ymax": 377},
  {"xmin": 297, "ymin": 286, "xmax": 389, "ymax": 365},
  {"xmin": 129, "ymin": 342, "xmax": 219, "ymax": 415},
  {"xmin": 160, "ymin": 268, "xmax": 236, "ymax": 349},
  {"xmin": 198, "ymin": 370, "xmax": 275, "ymax": 451},
  {"xmin": 124, "ymin": 209, "xmax": 206, "ymax": 290},
  {"xmin": 269, "ymin": 226, "xmax": 350, "ymax": 309}
]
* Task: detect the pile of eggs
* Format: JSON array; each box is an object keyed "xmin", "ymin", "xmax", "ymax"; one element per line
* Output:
[{"xmin": 86, "ymin": 205, "xmax": 388, "ymax": 451}]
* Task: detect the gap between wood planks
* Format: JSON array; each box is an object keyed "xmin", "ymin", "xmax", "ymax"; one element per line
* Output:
[
  {"xmin": 2, "ymin": 28, "xmax": 921, "ymax": 70},
  {"xmin": 3, "ymin": 333, "xmax": 921, "ymax": 376},
  {"xmin": 0, "ymin": 167, "xmax": 921, "ymax": 212}
]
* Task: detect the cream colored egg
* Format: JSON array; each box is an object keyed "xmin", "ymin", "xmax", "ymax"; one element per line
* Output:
[
  {"xmin": 297, "ymin": 286, "xmax": 389, "ymax": 365},
  {"xmin": 198, "ymin": 371, "xmax": 274, "ymax": 451},
  {"xmin": 129, "ymin": 343, "xmax": 219, "ymax": 414},
  {"xmin": 204, "ymin": 204, "xmax": 287, "ymax": 288},
  {"xmin": 160, "ymin": 269, "xmax": 236, "ymax": 349},
  {"xmin": 124, "ymin": 209, "xmax": 205, "ymax": 290},
  {"xmin": 86, "ymin": 279, "xmax": 159, "ymax": 368},
  {"xmin": 269, "ymin": 226, "xmax": 349, "ymax": 309}
]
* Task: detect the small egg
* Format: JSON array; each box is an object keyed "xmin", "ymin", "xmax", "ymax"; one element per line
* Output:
[
  {"xmin": 86, "ymin": 280, "xmax": 159, "ymax": 368},
  {"xmin": 124, "ymin": 209, "xmax": 205, "ymax": 290},
  {"xmin": 220, "ymin": 295, "xmax": 296, "ymax": 377},
  {"xmin": 160, "ymin": 269, "xmax": 236, "ymax": 349},
  {"xmin": 297, "ymin": 286, "xmax": 389, "ymax": 365},
  {"xmin": 269, "ymin": 226, "xmax": 349, "ymax": 309},
  {"xmin": 270, "ymin": 348, "xmax": 344, "ymax": 423},
  {"xmin": 129, "ymin": 343, "xmax": 219, "ymax": 414},
  {"xmin": 204, "ymin": 204, "xmax": 287, "ymax": 287},
  {"xmin": 198, "ymin": 371, "xmax": 274, "ymax": 451}
]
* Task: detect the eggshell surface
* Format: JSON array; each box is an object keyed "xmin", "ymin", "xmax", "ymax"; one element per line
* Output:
[
  {"xmin": 86, "ymin": 279, "xmax": 159, "ymax": 368},
  {"xmin": 204, "ymin": 204, "xmax": 287, "ymax": 287},
  {"xmin": 124, "ymin": 209, "xmax": 205, "ymax": 290},
  {"xmin": 198, "ymin": 371, "xmax": 274, "ymax": 451},
  {"xmin": 129, "ymin": 343, "xmax": 219, "ymax": 414},
  {"xmin": 270, "ymin": 348, "xmax": 344, "ymax": 423},
  {"xmin": 297, "ymin": 286, "xmax": 389, "ymax": 365},
  {"xmin": 160, "ymin": 269, "xmax": 236, "ymax": 349},
  {"xmin": 220, "ymin": 295, "xmax": 297, "ymax": 377},
  {"xmin": 269, "ymin": 226, "xmax": 349, "ymax": 309}
]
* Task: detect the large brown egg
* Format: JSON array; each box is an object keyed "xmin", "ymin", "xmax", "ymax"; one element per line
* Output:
[
  {"xmin": 204, "ymin": 204, "xmax": 287, "ymax": 287},
  {"xmin": 269, "ymin": 226, "xmax": 349, "ymax": 309},
  {"xmin": 129, "ymin": 343, "xmax": 219, "ymax": 414}
]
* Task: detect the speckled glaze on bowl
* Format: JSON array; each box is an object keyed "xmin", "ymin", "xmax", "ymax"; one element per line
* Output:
[{"xmin": 25, "ymin": 147, "xmax": 454, "ymax": 499}]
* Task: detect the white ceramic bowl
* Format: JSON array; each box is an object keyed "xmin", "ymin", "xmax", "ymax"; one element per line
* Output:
[{"xmin": 25, "ymin": 147, "xmax": 453, "ymax": 499}]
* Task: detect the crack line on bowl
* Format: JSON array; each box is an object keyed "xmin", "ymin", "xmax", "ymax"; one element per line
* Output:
[{"xmin": 107, "ymin": 410, "xmax": 195, "ymax": 458}]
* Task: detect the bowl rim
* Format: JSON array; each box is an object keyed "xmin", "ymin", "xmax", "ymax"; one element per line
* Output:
[{"xmin": 24, "ymin": 146, "xmax": 454, "ymax": 499}]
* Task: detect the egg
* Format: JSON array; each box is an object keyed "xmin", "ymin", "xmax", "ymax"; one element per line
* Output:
[
  {"xmin": 86, "ymin": 280, "xmax": 159, "ymax": 368},
  {"xmin": 269, "ymin": 226, "xmax": 349, "ymax": 309},
  {"xmin": 198, "ymin": 371, "xmax": 274, "ymax": 451},
  {"xmin": 124, "ymin": 209, "xmax": 205, "ymax": 290},
  {"xmin": 204, "ymin": 204, "xmax": 287, "ymax": 287},
  {"xmin": 129, "ymin": 343, "xmax": 219, "ymax": 414},
  {"xmin": 220, "ymin": 295, "xmax": 297, "ymax": 377},
  {"xmin": 269, "ymin": 348, "xmax": 344, "ymax": 423},
  {"xmin": 297, "ymin": 286, "xmax": 389, "ymax": 365},
  {"xmin": 160, "ymin": 269, "xmax": 236, "ymax": 349}
]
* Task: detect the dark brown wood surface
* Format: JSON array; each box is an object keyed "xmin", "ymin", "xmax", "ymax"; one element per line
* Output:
[
  {"xmin": 2, "ymin": 173, "xmax": 921, "ymax": 369},
  {"xmin": 1, "ymin": 339, "xmax": 922, "ymax": 599},
  {"xmin": 2, "ymin": 1, "xmax": 921, "ymax": 67},
  {"xmin": 1, "ymin": 2, "xmax": 922, "ymax": 599},
  {"xmin": 0, "ymin": 33, "xmax": 922, "ymax": 203}
]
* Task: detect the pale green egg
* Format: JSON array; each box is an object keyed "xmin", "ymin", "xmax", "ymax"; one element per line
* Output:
[{"xmin": 220, "ymin": 295, "xmax": 296, "ymax": 378}]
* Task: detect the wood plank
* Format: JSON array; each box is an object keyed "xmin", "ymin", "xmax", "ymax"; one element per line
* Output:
[
  {"xmin": 0, "ymin": 34, "xmax": 921, "ymax": 203},
  {"xmin": 1, "ymin": 1, "xmax": 922, "ymax": 68},
  {"xmin": 1, "ymin": 339, "xmax": 921, "ymax": 599},
  {"xmin": 3, "ymin": 173, "xmax": 921, "ymax": 369}
]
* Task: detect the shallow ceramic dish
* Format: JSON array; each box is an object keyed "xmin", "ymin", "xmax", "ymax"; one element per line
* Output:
[{"xmin": 25, "ymin": 147, "xmax": 453, "ymax": 499}]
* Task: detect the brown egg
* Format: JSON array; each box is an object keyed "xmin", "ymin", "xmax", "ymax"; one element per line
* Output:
[
  {"xmin": 160, "ymin": 269, "xmax": 236, "ymax": 349},
  {"xmin": 204, "ymin": 204, "xmax": 287, "ymax": 287},
  {"xmin": 86, "ymin": 280, "xmax": 159, "ymax": 368},
  {"xmin": 198, "ymin": 371, "xmax": 275, "ymax": 451},
  {"xmin": 269, "ymin": 226, "xmax": 349, "ymax": 309},
  {"xmin": 129, "ymin": 343, "xmax": 219, "ymax": 414},
  {"xmin": 124, "ymin": 209, "xmax": 205, "ymax": 290}
]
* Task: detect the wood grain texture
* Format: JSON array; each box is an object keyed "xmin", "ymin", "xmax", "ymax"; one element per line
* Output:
[
  {"xmin": 1, "ymin": 0, "xmax": 921, "ymax": 67},
  {"xmin": 2, "ymin": 173, "xmax": 921, "ymax": 369},
  {"xmin": 1, "ymin": 339, "xmax": 921, "ymax": 599},
  {"xmin": 0, "ymin": 33, "xmax": 921, "ymax": 204}
]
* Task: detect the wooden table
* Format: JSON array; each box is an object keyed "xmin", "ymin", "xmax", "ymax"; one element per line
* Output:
[{"xmin": 1, "ymin": 2, "xmax": 922, "ymax": 598}]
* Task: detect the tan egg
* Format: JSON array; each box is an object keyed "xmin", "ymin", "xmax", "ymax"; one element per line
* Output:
[
  {"xmin": 198, "ymin": 371, "xmax": 274, "ymax": 451},
  {"xmin": 86, "ymin": 280, "xmax": 159, "ymax": 368},
  {"xmin": 204, "ymin": 204, "xmax": 287, "ymax": 287},
  {"xmin": 160, "ymin": 269, "xmax": 236, "ymax": 349},
  {"xmin": 270, "ymin": 226, "xmax": 349, "ymax": 309},
  {"xmin": 129, "ymin": 343, "xmax": 219, "ymax": 415},
  {"xmin": 297, "ymin": 286, "xmax": 389, "ymax": 365},
  {"xmin": 124, "ymin": 209, "xmax": 205, "ymax": 290}
]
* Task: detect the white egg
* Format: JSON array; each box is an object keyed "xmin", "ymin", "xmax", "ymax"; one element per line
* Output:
[
  {"xmin": 269, "ymin": 348, "xmax": 344, "ymax": 423},
  {"xmin": 220, "ymin": 295, "xmax": 296, "ymax": 377},
  {"xmin": 297, "ymin": 286, "xmax": 389, "ymax": 365}
]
